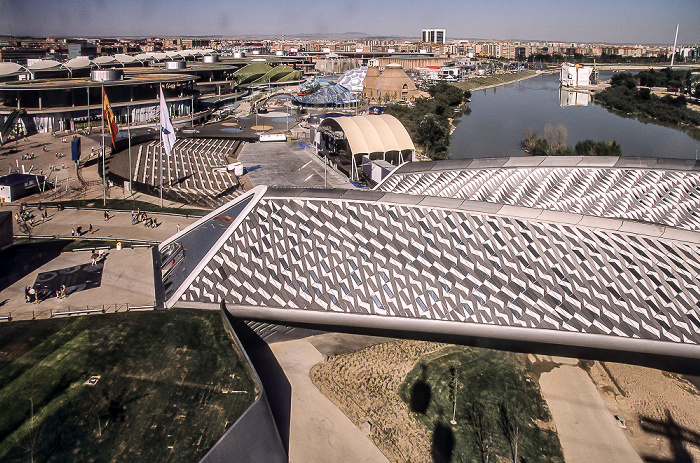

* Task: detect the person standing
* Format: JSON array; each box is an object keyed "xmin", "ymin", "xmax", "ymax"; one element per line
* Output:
[
  {"xmin": 24, "ymin": 286, "xmax": 30, "ymax": 303},
  {"xmin": 71, "ymin": 228, "xmax": 75, "ymax": 236},
  {"xmin": 88, "ymin": 224, "xmax": 93, "ymax": 234}
]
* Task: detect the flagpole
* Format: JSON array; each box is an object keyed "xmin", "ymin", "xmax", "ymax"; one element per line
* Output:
[
  {"xmin": 127, "ymin": 104, "xmax": 131, "ymax": 195},
  {"xmin": 159, "ymin": 84, "xmax": 163, "ymax": 208},
  {"xmin": 101, "ymin": 82, "xmax": 106, "ymax": 206}
]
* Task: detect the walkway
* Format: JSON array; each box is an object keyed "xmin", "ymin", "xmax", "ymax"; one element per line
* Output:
[
  {"xmin": 269, "ymin": 339, "xmax": 389, "ymax": 463},
  {"xmin": 538, "ymin": 357, "xmax": 642, "ymax": 463}
]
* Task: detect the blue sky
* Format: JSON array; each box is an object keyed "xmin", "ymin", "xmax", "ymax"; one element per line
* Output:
[{"xmin": 1, "ymin": 0, "xmax": 698, "ymax": 45}]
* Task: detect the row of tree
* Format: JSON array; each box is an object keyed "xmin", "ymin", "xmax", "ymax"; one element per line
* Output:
[
  {"xmin": 384, "ymin": 83, "xmax": 471, "ymax": 160},
  {"xmin": 636, "ymin": 68, "xmax": 694, "ymax": 92},
  {"xmin": 522, "ymin": 124, "xmax": 623, "ymax": 156},
  {"xmin": 595, "ymin": 72, "xmax": 700, "ymax": 126},
  {"xmin": 527, "ymin": 54, "xmax": 676, "ymax": 65}
]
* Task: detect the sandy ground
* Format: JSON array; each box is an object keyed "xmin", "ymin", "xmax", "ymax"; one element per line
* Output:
[
  {"xmin": 587, "ymin": 361, "xmax": 700, "ymax": 462},
  {"xmin": 311, "ymin": 339, "xmax": 447, "ymax": 462}
]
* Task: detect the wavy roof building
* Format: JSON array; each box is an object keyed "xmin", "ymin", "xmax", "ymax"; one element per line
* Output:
[
  {"xmin": 156, "ymin": 177, "xmax": 700, "ymax": 371},
  {"xmin": 376, "ymin": 156, "xmax": 700, "ymax": 231}
]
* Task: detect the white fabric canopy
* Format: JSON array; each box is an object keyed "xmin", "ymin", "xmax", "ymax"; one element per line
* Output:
[{"xmin": 323, "ymin": 114, "xmax": 415, "ymax": 155}]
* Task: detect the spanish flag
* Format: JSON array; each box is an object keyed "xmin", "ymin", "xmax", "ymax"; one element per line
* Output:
[{"xmin": 102, "ymin": 88, "xmax": 119, "ymax": 149}]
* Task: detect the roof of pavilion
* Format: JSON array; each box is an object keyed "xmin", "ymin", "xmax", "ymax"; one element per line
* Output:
[
  {"xmin": 320, "ymin": 114, "xmax": 415, "ymax": 155},
  {"xmin": 374, "ymin": 156, "xmax": 700, "ymax": 232},
  {"xmin": 156, "ymin": 185, "xmax": 700, "ymax": 363}
]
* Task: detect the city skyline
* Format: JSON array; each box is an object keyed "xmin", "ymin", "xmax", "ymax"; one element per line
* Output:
[{"xmin": 1, "ymin": 0, "xmax": 699, "ymax": 46}]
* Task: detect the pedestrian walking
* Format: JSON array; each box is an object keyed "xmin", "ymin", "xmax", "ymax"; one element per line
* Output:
[
  {"xmin": 88, "ymin": 224, "xmax": 93, "ymax": 234},
  {"xmin": 28, "ymin": 287, "xmax": 36, "ymax": 303},
  {"xmin": 91, "ymin": 252, "xmax": 98, "ymax": 266},
  {"xmin": 60, "ymin": 284, "xmax": 66, "ymax": 299},
  {"xmin": 24, "ymin": 286, "xmax": 30, "ymax": 303},
  {"xmin": 177, "ymin": 223, "xmax": 181, "ymax": 233},
  {"xmin": 103, "ymin": 211, "xmax": 109, "ymax": 221},
  {"xmin": 71, "ymin": 228, "xmax": 75, "ymax": 236}
]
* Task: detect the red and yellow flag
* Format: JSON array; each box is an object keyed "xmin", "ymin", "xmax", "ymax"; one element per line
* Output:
[{"xmin": 102, "ymin": 88, "xmax": 119, "ymax": 149}]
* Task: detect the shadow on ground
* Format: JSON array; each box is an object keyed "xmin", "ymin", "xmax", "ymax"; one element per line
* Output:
[
  {"xmin": 431, "ymin": 419, "xmax": 456, "ymax": 463},
  {"xmin": 0, "ymin": 240, "xmax": 69, "ymax": 293},
  {"xmin": 641, "ymin": 409, "xmax": 699, "ymax": 463},
  {"xmin": 409, "ymin": 363, "xmax": 432, "ymax": 415}
]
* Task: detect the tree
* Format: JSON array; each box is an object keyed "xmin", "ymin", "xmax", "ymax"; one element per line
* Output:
[
  {"xmin": 416, "ymin": 114, "xmax": 449, "ymax": 160},
  {"xmin": 498, "ymin": 401, "xmax": 521, "ymax": 463},
  {"xmin": 522, "ymin": 127, "xmax": 537, "ymax": 152},
  {"xmin": 610, "ymin": 72, "xmax": 637, "ymax": 90},
  {"xmin": 463, "ymin": 402, "xmax": 494, "ymax": 463},
  {"xmin": 543, "ymin": 123, "xmax": 567, "ymax": 152}
]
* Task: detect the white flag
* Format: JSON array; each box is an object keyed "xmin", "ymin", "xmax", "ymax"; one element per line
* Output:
[{"xmin": 159, "ymin": 87, "xmax": 176, "ymax": 157}]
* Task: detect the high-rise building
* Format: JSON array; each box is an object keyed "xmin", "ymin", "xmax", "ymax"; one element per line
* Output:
[{"xmin": 421, "ymin": 29, "xmax": 446, "ymax": 45}]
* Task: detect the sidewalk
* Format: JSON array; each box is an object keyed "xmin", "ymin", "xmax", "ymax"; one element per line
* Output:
[{"xmin": 269, "ymin": 339, "xmax": 389, "ymax": 463}]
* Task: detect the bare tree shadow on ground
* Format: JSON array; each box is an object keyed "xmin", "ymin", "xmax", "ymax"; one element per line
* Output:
[
  {"xmin": 641, "ymin": 409, "xmax": 699, "ymax": 463},
  {"xmin": 431, "ymin": 419, "xmax": 455, "ymax": 463},
  {"xmin": 409, "ymin": 363, "xmax": 432, "ymax": 414}
]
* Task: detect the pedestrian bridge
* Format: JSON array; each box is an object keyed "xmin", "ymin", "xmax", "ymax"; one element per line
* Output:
[{"xmin": 154, "ymin": 183, "xmax": 700, "ymax": 371}]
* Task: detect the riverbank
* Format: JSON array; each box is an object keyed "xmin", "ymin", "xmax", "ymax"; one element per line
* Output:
[{"xmin": 452, "ymin": 69, "xmax": 540, "ymax": 92}]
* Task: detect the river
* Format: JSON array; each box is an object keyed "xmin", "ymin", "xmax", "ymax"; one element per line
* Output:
[{"xmin": 449, "ymin": 71, "xmax": 700, "ymax": 160}]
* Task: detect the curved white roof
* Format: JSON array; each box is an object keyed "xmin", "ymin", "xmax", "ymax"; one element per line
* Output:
[
  {"xmin": 0, "ymin": 62, "xmax": 28, "ymax": 77},
  {"xmin": 323, "ymin": 114, "xmax": 415, "ymax": 155},
  {"xmin": 114, "ymin": 54, "xmax": 142, "ymax": 65},
  {"xmin": 93, "ymin": 56, "xmax": 120, "ymax": 66},
  {"xmin": 337, "ymin": 67, "xmax": 367, "ymax": 92},
  {"xmin": 65, "ymin": 57, "xmax": 94, "ymax": 69},
  {"xmin": 27, "ymin": 59, "xmax": 65, "ymax": 71}
]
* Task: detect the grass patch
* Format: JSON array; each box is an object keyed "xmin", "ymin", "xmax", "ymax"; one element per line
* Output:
[
  {"xmin": 398, "ymin": 346, "xmax": 563, "ymax": 463},
  {"xmin": 0, "ymin": 309, "xmax": 257, "ymax": 462}
]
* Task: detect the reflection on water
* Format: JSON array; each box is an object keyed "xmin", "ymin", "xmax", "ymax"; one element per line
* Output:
[
  {"xmin": 450, "ymin": 72, "xmax": 700, "ymax": 160},
  {"xmin": 559, "ymin": 88, "xmax": 590, "ymax": 108}
]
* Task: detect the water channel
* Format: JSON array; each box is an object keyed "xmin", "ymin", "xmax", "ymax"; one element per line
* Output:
[{"xmin": 449, "ymin": 71, "xmax": 700, "ymax": 160}]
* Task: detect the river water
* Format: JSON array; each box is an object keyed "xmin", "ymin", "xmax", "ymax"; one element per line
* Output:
[{"xmin": 449, "ymin": 71, "xmax": 700, "ymax": 160}]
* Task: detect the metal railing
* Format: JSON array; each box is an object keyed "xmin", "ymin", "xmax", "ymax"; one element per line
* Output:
[{"xmin": 0, "ymin": 302, "xmax": 159, "ymax": 323}]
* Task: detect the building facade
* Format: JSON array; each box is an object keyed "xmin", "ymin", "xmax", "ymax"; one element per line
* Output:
[{"xmin": 421, "ymin": 29, "xmax": 446, "ymax": 45}]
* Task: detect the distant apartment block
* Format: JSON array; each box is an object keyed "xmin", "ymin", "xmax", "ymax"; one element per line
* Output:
[{"xmin": 422, "ymin": 29, "xmax": 445, "ymax": 44}]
